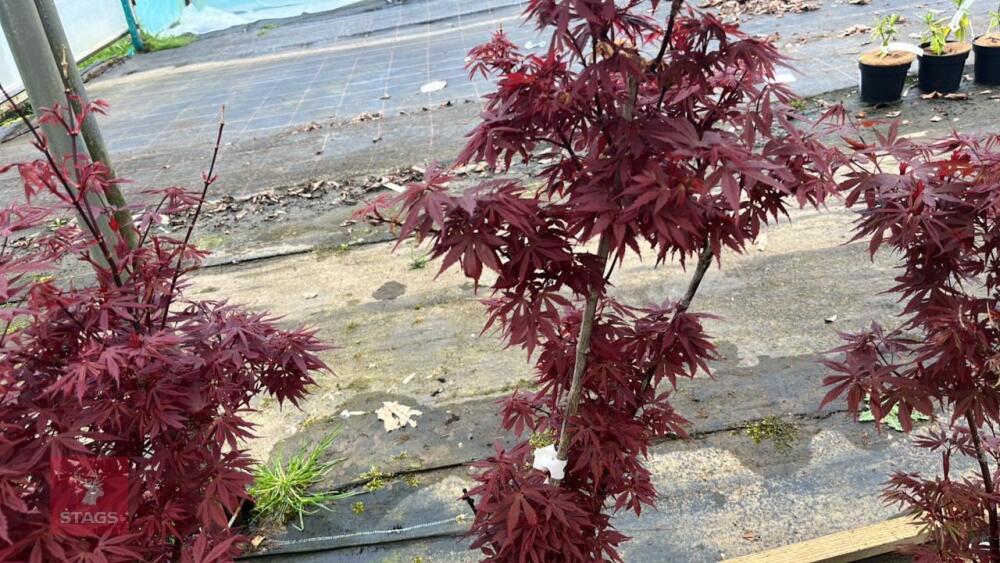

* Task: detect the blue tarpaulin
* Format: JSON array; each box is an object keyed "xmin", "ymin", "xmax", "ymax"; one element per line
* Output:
[{"xmin": 133, "ymin": 0, "xmax": 187, "ymax": 35}]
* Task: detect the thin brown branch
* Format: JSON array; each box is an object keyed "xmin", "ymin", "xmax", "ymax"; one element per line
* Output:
[
  {"xmin": 639, "ymin": 239, "xmax": 713, "ymax": 395},
  {"xmin": 63, "ymin": 93, "xmax": 123, "ymax": 286},
  {"xmin": 136, "ymin": 194, "xmax": 169, "ymax": 249},
  {"xmin": 967, "ymin": 411, "xmax": 1000, "ymax": 561},
  {"xmin": 159, "ymin": 110, "xmax": 226, "ymax": 330},
  {"xmin": 654, "ymin": 0, "xmax": 686, "ymax": 109}
]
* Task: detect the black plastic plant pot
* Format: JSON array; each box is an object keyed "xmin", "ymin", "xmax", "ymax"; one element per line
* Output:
[
  {"xmin": 859, "ymin": 59, "xmax": 912, "ymax": 105},
  {"xmin": 974, "ymin": 36, "xmax": 1000, "ymax": 85},
  {"xmin": 918, "ymin": 42, "xmax": 971, "ymax": 93}
]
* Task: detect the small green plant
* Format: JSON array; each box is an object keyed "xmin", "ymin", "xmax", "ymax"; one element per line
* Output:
[
  {"xmin": 360, "ymin": 466, "xmax": 394, "ymax": 491},
  {"xmin": 344, "ymin": 321, "xmax": 359, "ymax": 333},
  {"xmin": 141, "ymin": 31, "xmax": 196, "ymax": 51},
  {"xmin": 78, "ymin": 38, "xmax": 133, "ymax": 69},
  {"xmin": 951, "ymin": 0, "xmax": 972, "ymax": 42},
  {"xmin": 858, "ymin": 395, "xmax": 930, "ymax": 432},
  {"xmin": 744, "ymin": 416, "xmax": 799, "ymax": 449},
  {"xmin": 988, "ymin": 10, "xmax": 1000, "ymax": 36},
  {"xmin": 923, "ymin": 12, "xmax": 952, "ymax": 55},
  {"xmin": 257, "ymin": 23, "xmax": 278, "ymax": 37},
  {"xmin": 409, "ymin": 254, "xmax": 430, "ymax": 270},
  {"xmin": 249, "ymin": 428, "xmax": 358, "ymax": 530},
  {"xmin": 789, "ymin": 98, "xmax": 807, "ymax": 111},
  {"xmin": 872, "ymin": 14, "xmax": 902, "ymax": 56},
  {"xmin": 78, "ymin": 31, "xmax": 196, "ymax": 70},
  {"xmin": 352, "ymin": 501, "xmax": 365, "ymax": 515}
]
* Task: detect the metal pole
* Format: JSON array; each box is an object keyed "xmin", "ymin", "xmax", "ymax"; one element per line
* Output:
[
  {"xmin": 119, "ymin": 0, "xmax": 144, "ymax": 53},
  {"xmin": 35, "ymin": 0, "xmax": 138, "ymax": 249},
  {"xmin": 0, "ymin": 0, "xmax": 119, "ymax": 267}
]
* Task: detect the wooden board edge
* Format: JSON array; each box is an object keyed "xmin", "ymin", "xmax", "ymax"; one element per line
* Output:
[{"xmin": 722, "ymin": 516, "xmax": 926, "ymax": 563}]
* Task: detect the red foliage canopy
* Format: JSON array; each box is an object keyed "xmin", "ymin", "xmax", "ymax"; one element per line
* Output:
[
  {"xmin": 364, "ymin": 1, "xmax": 843, "ymax": 560},
  {"xmin": 0, "ymin": 100, "xmax": 326, "ymax": 562},
  {"xmin": 825, "ymin": 127, "xmax": 1000, "ymax": 561}
]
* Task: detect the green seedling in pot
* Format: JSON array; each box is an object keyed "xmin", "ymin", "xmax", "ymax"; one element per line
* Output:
[
  {"xmin": 872, "ymin": 14, "xmax": 903, "ymax": 56},
  {"xmin": 923, "ymin": 12, "xmax": 953, "ymax": 55},
  {"xmin": 951, "ymin": 0, "xmax": 973, "ymax": 42},
  {"xmin": 988, "ymin": 10, "xmax": 1000, "ymax": 37}
]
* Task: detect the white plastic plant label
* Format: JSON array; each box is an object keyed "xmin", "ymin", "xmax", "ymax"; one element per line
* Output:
[
  {"xmin": 532, "ymin": 444, "xmax": 567, "ymax": 480},
  {"xmin": 950, "ymin": 0, "xmax": 975, "ymax": 37},
  {"xmin": 887, "ymin": 42, "xmax": 925, "ymax": 57}
]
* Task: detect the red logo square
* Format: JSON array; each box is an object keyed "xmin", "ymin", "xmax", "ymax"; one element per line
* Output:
[{"xmin": 50, "ymin": 456, "xmax": 129, "ymax": 536}]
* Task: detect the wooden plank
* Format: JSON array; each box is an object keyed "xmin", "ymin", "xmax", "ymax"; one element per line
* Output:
[{"xmin": 723, "ymin": 516, "xmax": 926, "ymax": 563}]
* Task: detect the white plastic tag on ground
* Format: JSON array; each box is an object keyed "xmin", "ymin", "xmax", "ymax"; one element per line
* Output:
[{"xmin": 420, "ymin": 80, "xmax": 448, "ymax": 94}]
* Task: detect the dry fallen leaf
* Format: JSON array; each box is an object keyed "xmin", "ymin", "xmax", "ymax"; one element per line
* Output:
[
  {"xmin": 930, "ymin": 115, "xmax": 943, "ymax": 122},
  {"xmin": 251, "ymin": 536, "xmax": 265, "ymax": 548},
  {"xmin": 742, "ymin": 529, "xmax": 761, "ymax": 542},
  {"xmin": 839, "ymin": 24, "xmax": 871, "ymax": 37},
  {"xmin": 376, "ymin": 401, "xmax": 423, "ymax": 432},
  {"xmin": 825, "ymin": 314, "xmax": 838, "ymax": 323}
]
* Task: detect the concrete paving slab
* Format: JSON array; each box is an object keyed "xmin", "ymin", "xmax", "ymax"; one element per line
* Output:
[{"xmin": 185, "ymin": 194, "xmax": 935, "ymax": 561}]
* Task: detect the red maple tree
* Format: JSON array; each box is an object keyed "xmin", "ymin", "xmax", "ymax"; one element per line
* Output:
[
  {"xmin": 363, "ymin": 1, "xmax": 844, "ymax": 559},
  {"xmin": 824, "ymin": 126, "xmax": 1000, "ymax": 561},
  {"xmin": 0, "ymin": 98, "xmax": 326, "ymax": 561}
]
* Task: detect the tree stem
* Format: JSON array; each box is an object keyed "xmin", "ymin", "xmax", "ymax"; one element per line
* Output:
[
  {"xmin": 639, "ymin": 240, "xmax": 713, "ymax": 395},
  {"xmin": 553, "ymin": 235, "xmax": 611, "ymax": 480},
  {"xmin": 680, "ymin": 240, "xmax": 713, "ymax": 311},
  {"xmin": 967, "ymin": 411, "xmax": 999, "ymax": 561}
]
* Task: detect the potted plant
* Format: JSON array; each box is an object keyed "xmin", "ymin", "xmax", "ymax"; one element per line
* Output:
[
  {"xmin": 859, "ymin": 15, "xmax": 913, "ymax": 104},
  {"xmin": 919, "ymin": 10, "xmax": 972, "ymax": 93},
  {"xmin": 975, "ymin": 10, "xmax": 1000, "ymax": 84}
]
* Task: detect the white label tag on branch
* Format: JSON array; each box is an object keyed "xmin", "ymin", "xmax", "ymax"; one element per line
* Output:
[
  {"xmin": 887, "ymin": 42, "xmax": 925, "ymax": 57},
  {"xmin": 532, "ymin": 445, "xmax": 566, "ymax": 480}
]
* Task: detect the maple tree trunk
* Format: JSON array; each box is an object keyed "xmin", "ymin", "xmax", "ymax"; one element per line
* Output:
[
  {"xmin": 553, "ymin": 77, "xmax": 639, "ymax": 480},
  {"xmin": 967, "ymin": 412, "xmax": 1000, "ymax": 560},
  {"xmin": 554, "ymin": 234, "xmax": 611, "ymax": 479}
]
